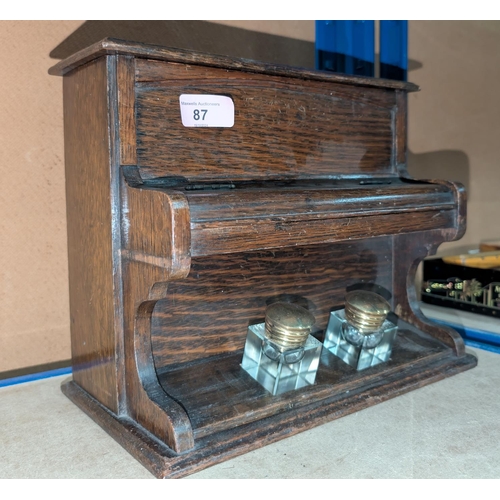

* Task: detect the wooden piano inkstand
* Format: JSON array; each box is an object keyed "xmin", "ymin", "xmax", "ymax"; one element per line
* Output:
[{"xmin": 50, "ymin": 39, "xmax": 477, "ymax": 478}]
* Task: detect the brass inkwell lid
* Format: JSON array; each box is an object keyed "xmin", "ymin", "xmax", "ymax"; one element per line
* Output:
[
  {"xmin": 265, "ymin": 302, "xmax": 315, "ymax": 351},
  {"xmin": 344, "ymin": 290, "xmax": 391, "ymax": 334}
]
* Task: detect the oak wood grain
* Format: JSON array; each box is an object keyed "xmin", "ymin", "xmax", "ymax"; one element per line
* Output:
[
  {"xmin": 135, "ymin": 71, "xmax": 396, "ymax": 181},
  {"xmin": 190, "ymin": 210, "xmax": 456, "ymax": 256},
  {"xmin": 49, "ymin": 38, "xmax": 419, "ymax": 93},
  {"xmin": 62, "ymin": 347, "xmax": 476, "ymax": 478},
  {"xmin": 120, "ymin": 183, "xmax": 194, "ymax": 452},
  {"xmin": 124, "ymin": 186, "xmax": 191, "ymax": 279},
  {"xmin": 151, "ymin": 239, "xmax": 393, "ymax": 367},
  {"xmin": 158, "ymin": 322, "xmax": 454, "ymax": 438},
  {"xmin": 63, "ymin": 56, "xmax": 119, "ymax": 413},
  {"xmin": 184, "ymin": 181, "xmax": 455, "ymax": 222},
  {"xmin": 117, "ymin": 56, "xmax": 137, "ymax": 165},
  {"xmin": 121, "ymin": 260, "xmax": 194, "ymax": 453},
  {"xmin": 395, "ymin": 90, "xmax": 408, "ymax": 169},
  {"xmin": 53, "ymin": 40, "xmax": 474, "ymax": 479}
]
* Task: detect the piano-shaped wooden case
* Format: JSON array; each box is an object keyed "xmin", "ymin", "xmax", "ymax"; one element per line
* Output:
[{"xmin": 50, "ymin": 39, "xmax": 477, "ymax": 478}]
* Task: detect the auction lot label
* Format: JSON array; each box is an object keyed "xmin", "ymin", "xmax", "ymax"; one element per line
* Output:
[{"xmin": 179, "ymin": 94, "xmax": 235, "ymax": 127}]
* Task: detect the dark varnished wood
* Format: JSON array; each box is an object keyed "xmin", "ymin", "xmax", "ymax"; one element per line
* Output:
[
  {"xmin": 121, "ymin": 260, "xmax": 194, "ymax": 453},
  {"xmin": 152, "ymin": 239, "xmax": 392, "ymax": 367},
  {"xmin": 121, "ymin": 184, "xmax": 194, "ymax": 452},
  {"xmin": 395, "ymin": 90, "xmax": 408, "ymax": 169},
  {"xmin": 157, "ymin": 320, "xmax": 458, "ymax": 439},
  {"xmin": 185, "ymin": 181, "xmax": 455, "ymax": 222},
  {"xmin": 49, "ymin": 37, "xmax": 419, "ymax": 92},
  {"xmin": 54, "ymin": 39, "xmax": 475, "ymax": 479},
  {"xmin": 63, "ymin": 56, "xmax": 120, "ymax": 413},
  {"xmin": 190, "ymin": 211, "xmax": 455, "ymax": 257},
  {"xmin": 127, "ymin": 180, "xmax": 458, "ymax": 257},
  {"xmin": 134, "ymin": 62, "xmax": 396, "ymax": 181},
  {"xmin": 62, "ymin": 343, "xmax": 476, "ymax": 478},
  {"xmin": 392, "ymin": 229, "xmax": 467, "ymax": 355},
  {"xmin": 117, "ymin": 55, "xmax": 137, "ymax": 166},
  {"xmin": 124, "ymin": 186, "xmax": 191, "ymax": 278}
]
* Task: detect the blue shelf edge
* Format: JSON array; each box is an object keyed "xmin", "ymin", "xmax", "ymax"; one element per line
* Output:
[
  {"xmin": 0, "ymin": 366, "xmax": 72, "ymax": 389},
  {"xmin": 430, "ymin": 318, "xmax": 500, "ymax": 355}
]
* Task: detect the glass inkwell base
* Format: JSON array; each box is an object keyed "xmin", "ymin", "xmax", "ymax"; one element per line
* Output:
[
  {"xmin": 241, "ymin": 302, "xmax": 321, "ymax": 396},
  {"xmin": 324, "ymin": 310, "xmax": 397, "ymax": 370},
  {"xmin": 241, "ymin": 323, "xmax": 322, "ymax": 395},
  {"xmin": 323, "ymin": 291, "xmax": 397, "ymax": 371}
]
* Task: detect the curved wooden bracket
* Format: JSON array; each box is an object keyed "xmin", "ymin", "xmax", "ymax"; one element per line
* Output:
[
  {"xmin": 128, "ymin": 272, "xmax": 194, "ymax": 453},
  {"xmin": 393, "ymin": 232, "xmax": 465, "ymax": 356},
  {"xmin": 120, "ymin": 183, "xmax": 195, "ymax": 453},
  {"xmin": 393, "ymin": 147, "xmax": 468, "ymax": 355}
]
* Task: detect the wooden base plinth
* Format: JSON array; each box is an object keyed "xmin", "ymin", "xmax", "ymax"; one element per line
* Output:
[{"xmin": 61, "ymin": 343, "xmax": 477, "ymax": 479}]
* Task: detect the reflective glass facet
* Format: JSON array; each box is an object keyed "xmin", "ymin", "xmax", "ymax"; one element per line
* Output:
[
  {"xmin": 323, "ymin": 309, "xmax": 397, "ymax": 370},
  {"xmin": 241, "ymin": 323, "xmax": 322, "ymax": 395}
]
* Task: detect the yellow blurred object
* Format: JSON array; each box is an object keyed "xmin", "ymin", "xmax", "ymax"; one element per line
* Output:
[{"xmin": 442, "ymin": 251, "xmax": 500, "ymax": 269}]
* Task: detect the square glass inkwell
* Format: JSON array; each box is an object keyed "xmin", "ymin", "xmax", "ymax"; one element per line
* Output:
[
  {"xmin": 323, "ymin": 290, "xmax": 397, "ymax": 371},
  {"xmin": 241, "ymin": 302, "xmax": 322, "ymax": 395}
]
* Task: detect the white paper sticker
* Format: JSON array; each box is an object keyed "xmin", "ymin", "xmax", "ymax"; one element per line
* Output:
[{"xmin": 179, "ymin": 94, "xmax": 234, "ymax": 128}]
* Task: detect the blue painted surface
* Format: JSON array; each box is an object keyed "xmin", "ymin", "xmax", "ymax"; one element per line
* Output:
[
  {"xmin": 316, "ymin": 20, "xmax": 408, "ymax": 82},
  {"xmin": 430, "ymin": 318, "xmax": 500, "ymax": 354},
  {"xmin": 315, "ymin": 20, "xmax": 375, "ymax": 76},
  {"xmin": 0, "ymin": 367, "xmax": 72, "ymax": 388},
  {"xmin": 380, "ymin": 20, "xmax": 408, "ymax": 81}
]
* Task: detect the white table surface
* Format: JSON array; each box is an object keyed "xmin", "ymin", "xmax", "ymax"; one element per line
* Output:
[{"xmin": 1, "ymin": 345, "xmax": 499, "ymax": 480}]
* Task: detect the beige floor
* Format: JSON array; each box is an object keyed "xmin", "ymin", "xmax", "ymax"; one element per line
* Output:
[{"xmin": 1, "ymin": 347, "xmax": 499, "ymax": 479}]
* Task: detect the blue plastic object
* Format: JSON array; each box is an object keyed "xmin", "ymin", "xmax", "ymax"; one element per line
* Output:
[
  {"xmin": 315, "ymin": 20, "xmax": 375, "ymax": 77},
  {"xmin": 0, "ymin": 366, "xmax": 72, "ymax": 388},
  {"xmin": 431, "ymin": 318, "xmax": 500, "ymax": 355},
  {"xmin": 380, "ymin": 20, "xmax": 408, "ymax": 81},
  {"xmin": 316, "ymin": 20, "xmax": 408, "ymax": 82}
]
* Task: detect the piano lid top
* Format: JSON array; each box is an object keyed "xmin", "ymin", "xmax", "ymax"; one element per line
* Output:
[{"xmin": 48, "ymin": 37, "xmax": 419, "ymax": 93}]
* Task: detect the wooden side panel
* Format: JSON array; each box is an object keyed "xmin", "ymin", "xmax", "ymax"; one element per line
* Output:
[
  {"xmin": 135, "ymin": 60, "xmax": 396, "ymax": 182},
  {"xmin": 117, "ymin": 56, "xmax": 137, "ymax": 166},
  {"xmin": 394, "ymin": 90, "xmax": 408, "ymax": 172},
  {"xmin": 63, "ymin": 57, "xmax": 118, "ymax": 412},
  {"xmin": 151, "ymin": 238, "xmax": 393, "ymax": 368}
]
